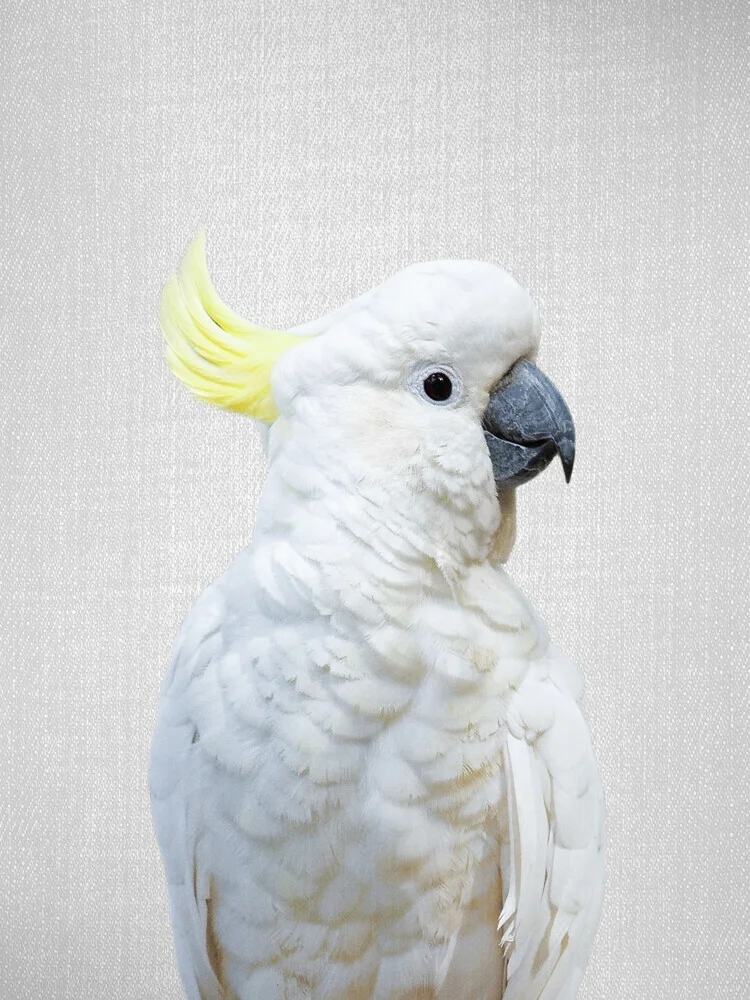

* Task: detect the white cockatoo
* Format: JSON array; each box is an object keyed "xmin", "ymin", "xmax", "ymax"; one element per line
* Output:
[{"xmin": 149, "ymin": 232, "xmax": 605, "ymax": 1000}]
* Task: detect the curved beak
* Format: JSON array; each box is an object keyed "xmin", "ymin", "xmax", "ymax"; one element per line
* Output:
[{"xmin": 483, "ymin": 358, "xmax": 575, "ymax": 490}]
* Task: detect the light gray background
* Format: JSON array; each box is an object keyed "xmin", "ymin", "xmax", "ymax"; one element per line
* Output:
[{"xmin": 1, "ymin": 1, "xmax": 748, "ymax": 997}]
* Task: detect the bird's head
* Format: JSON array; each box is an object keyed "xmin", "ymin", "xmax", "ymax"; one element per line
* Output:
[{"xmin": 161, "ymin": 232, "xmax": 574, "ymax": 563}]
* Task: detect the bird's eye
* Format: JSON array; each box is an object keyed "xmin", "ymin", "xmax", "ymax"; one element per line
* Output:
[{"xmin": 423, "ymin": 371, "xmax": 453, "ymax": 402}]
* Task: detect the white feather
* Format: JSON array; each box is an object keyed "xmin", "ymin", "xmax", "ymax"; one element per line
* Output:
[
  {"xmin": 150, "ymin": 258, "xmax": 603, "ymax": 999},
  {"xmin": 501, "ymin": 657, "xmax": 605, "ymax": 1000}
]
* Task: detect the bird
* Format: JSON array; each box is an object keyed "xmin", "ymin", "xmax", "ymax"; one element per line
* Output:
[{"xmin": 149, "ymin": 231, "xmax": 605, "ymax": 1000}]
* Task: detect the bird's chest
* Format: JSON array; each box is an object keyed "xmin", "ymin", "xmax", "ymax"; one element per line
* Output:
[
  {"xmin": 202, "ymin": 584, "xmax": 539, "ymax": 996},
  {"xmin": 355, "ymin": 634, "xmax": 514, "ymax": 925},
  {"xmin": 268, "ymin": 607, "xmax": 525, "ymax": 931}
]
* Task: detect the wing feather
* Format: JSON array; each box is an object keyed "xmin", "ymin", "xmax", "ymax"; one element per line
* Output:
[
  {"xmin": 149, "ymin": 591, "xmax": 229, "ymax": 1000},
  {"xmin": 500, "ymin": 654, "xmax": 605, "ymax": 1000}
]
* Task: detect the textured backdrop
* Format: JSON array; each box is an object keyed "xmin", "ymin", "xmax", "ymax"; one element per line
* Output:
[{"xmin": 1, "ymin": 1, "xmax": 748, "ymax": 997}]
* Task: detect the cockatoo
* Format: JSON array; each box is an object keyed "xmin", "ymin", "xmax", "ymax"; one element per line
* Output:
[{"xmin": 149, "ymin": 232, "xmax": 605, "ymax": 1000}]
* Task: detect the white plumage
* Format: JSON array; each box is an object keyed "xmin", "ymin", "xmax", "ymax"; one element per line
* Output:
[{"xmin": 150, "ymin": 240, "xmax": 605, "ymax": 1000}]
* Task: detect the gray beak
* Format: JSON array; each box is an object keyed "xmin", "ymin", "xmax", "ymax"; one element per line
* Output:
[{"xmin": 483, "ymin": 358, "xmax": 575, "ymax": 489}]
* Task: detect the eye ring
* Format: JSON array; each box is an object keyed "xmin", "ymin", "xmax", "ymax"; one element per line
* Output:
[{"xmin": 408, "ymin": 363, "xmax": 463, "ymax": 407}]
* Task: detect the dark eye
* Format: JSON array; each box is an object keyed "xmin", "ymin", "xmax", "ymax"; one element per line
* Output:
[{"xmin": 423, "ymin": 371, "xmax": 453, "ymax": 402}]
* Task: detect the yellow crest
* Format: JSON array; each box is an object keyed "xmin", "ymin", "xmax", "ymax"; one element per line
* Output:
[{"xmin": 160, "ymin": 230, "xmax": 309, "ymax": 421}]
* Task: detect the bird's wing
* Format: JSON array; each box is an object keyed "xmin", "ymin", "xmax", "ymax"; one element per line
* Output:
[
  {"xmin": 499, "ymin": 652, "xmax": 605, "ymax": 1000},
  {"xmin": 149, "ymin": 589, "xmax": 229, "ymax": 1000}
]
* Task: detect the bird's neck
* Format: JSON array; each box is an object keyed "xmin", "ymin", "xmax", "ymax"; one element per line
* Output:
[
  {"xmin": 258, "ymin": 419, "xmax": 505, "ymax": 576},
  {"xmin": 234, "ymin": 425, "xmax": 550, "ymax": 741},
  {"xmin": 250, "ymin": 427, "xmax": 538, "ymax": 652}
]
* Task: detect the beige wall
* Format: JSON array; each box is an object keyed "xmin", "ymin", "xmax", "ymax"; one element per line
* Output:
[{"xmin": 1, "ymin": 2, "xmax": 747, "ymax": 997}]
